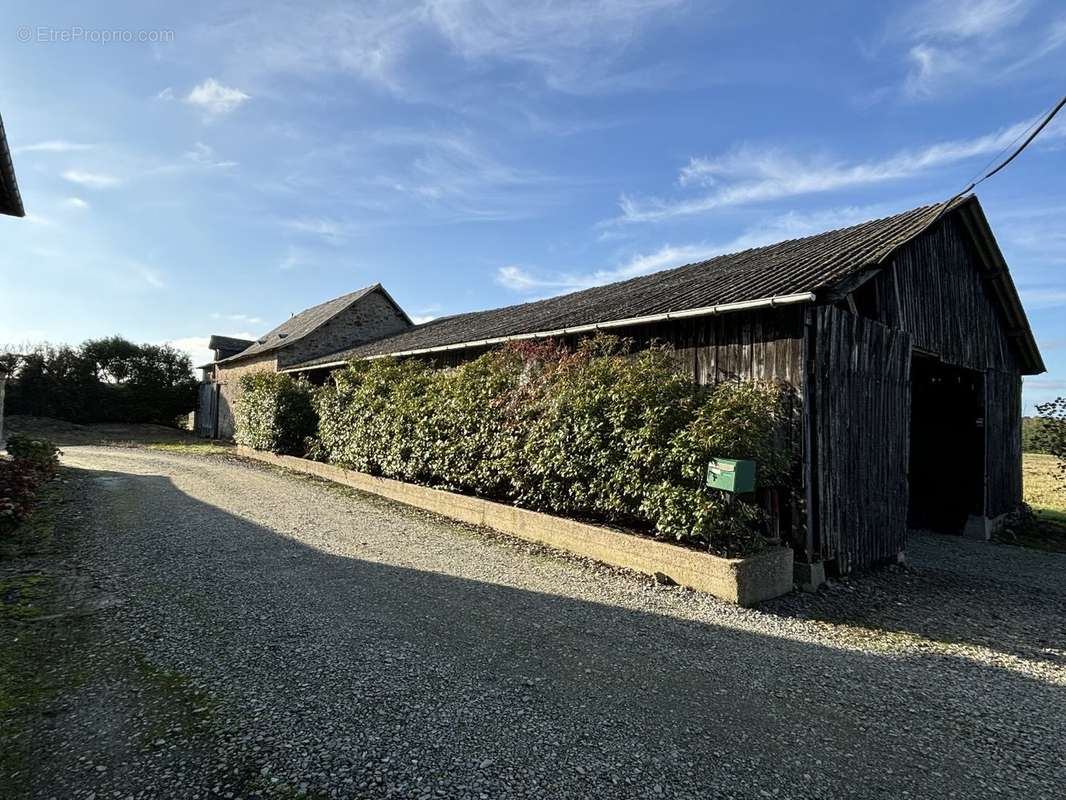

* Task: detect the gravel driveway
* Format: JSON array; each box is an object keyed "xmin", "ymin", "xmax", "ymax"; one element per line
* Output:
[{"xmin": 6, "ymin": 445, "xmax": 1066, "ymax": 799}]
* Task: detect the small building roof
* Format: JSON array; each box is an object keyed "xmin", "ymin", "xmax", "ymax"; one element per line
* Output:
[
  {"xmin": 208, "ymin": 335, "xmax": 254, "ymax": 353},
  {"xmin": 216, "ymin": 283, "xmax": 411, "ymax": 365},
  {"xmin": 0, "ymin": 113, "xmax": 25, "ymax": 218},
  {"xmin": 287, "ymin": 196, "xmax": 1042, "ymax": 375}
]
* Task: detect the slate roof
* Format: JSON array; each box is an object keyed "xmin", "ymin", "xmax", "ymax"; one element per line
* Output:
[
  {"xmin": 208, "ymin": 335, "xmax": 255, "ymax": 353},
  {"xmin": 291, "ymin": 198, "xmax": 969, "ymax": 368},
  {"xmin": 0, "ymin": 113, "xmax": 25, "ymax": 218},
  {"xmin": 217, "ymin": 285, "xmax": 382, "ymax": 364}
]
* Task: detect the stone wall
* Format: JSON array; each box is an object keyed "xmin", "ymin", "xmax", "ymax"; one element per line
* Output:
[
  {"xmin": 213, "ymin": 353, "xmax": 278, "ymax": 439},
  {"xmin": 278, "ymin": 290, "xmax": 410, "ymax": 368}
]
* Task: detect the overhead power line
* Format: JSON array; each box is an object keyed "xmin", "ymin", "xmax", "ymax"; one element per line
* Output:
[{"xmin": 943, "ymin": 93, "xmax": 1066, "ymax": 208}]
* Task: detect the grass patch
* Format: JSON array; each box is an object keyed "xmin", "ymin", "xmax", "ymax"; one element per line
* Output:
[
  {"xmin": 998, "ymin": 453, "xmax": 1066, "ymax": 551},
  {"xmin": 0, "ymin": 481, "xmax": 64, "ymax": 561},
  {"xmin": 1024, "ymin": 453, "xmax": 1066, "ymax": 527},
  {"xmin": 0, "ymin": 574, "xmax": 50, "ymax": 622},
  {"xmin": 143, "ymin": 442, "xmax": 234, "ymax": 456}
]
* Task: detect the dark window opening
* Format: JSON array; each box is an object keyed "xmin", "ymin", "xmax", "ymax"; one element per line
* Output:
[{"xmin": 851, "ymin": 279, "xmax": 879, "ymax": 321}]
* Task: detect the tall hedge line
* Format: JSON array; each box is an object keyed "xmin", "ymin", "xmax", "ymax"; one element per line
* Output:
[{"xmin": 301, "ymin": 337, "xmax": 790, "ymax": 555}]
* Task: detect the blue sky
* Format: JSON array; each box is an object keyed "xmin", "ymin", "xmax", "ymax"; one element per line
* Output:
[{"xmin": 1, "ymin": 0, "xmax": 1064, "ymax": 410}]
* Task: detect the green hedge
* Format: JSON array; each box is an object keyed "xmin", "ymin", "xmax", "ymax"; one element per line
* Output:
[
  {"xmin": 311, "ymin": 337, "xmax": 791, "ymax": 555},
  {"xmin": 233, "ymin": 372, "xmax": 318, "ymax": 456}
]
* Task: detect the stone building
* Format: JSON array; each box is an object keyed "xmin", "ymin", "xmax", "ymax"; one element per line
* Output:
[{"xmin": 194, "ymin": 285, "xmax": 411, "ymax": 439}]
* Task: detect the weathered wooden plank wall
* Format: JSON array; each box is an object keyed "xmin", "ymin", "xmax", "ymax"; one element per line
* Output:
[
  {"xmin": 873, "ymin": 217, "xmax": 1018, "ymax": 373},
  {"xmin": 813, "ymin": 306, "xmax": 911, "ymax": 572},
  {"xmin": 194, "ymin": 382, "xmax": 217, "ymax": 438},
  {"xmin": 872, "ymin": 217, "xmax": 1024, "ymax": 519},
  {"xmin": 985, "ymin": 369, "xmax": 1023, "ymax": 517},
  {"xmin": 423, "ymin": 307, "xmax": 807, "ymax": 390}
]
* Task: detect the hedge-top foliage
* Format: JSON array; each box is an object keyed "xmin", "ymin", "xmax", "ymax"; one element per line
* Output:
[
  {"xmin": 233, "ymin": 372, "xmax": 318, "ymax": 456},
  {"xmin": 303, "ymin": 337, "xmax": 790, "ymax": 555}
]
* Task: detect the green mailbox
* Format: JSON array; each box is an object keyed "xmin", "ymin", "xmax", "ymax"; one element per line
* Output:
[{"xmin": 706, "ymin": 458, "xmax": 756, "ymax": 494}]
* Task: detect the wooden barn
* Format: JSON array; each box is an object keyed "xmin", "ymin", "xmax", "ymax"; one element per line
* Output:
[{"xmin": 281, "ymin": 195, "xmax": 1041, "ymax": 582}]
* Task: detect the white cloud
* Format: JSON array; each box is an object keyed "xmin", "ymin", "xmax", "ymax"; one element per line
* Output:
[
  {"xmin": 185, "ymin": 78, "xmax": 251, "ymax": 115},
  {"xmin": 62, "ymin": 169, "xmax": 121, "ymax": 188},
  {"xmin": 63, "ymin": 197, "xmax": 90, "ymax": 210},
  {"xmin": 157, "ymin": 87, "xmax": 175, "ymax": 100},
  {"xmin": 209, "ymin": 0, "xmax": 686, "ymax": 98},
  {"xmin": 882, "ymin": 0, "xmax": 1065, "ymax": 98},
  {"xmin": 283, "ymin": 217, "xmax": 351, "ymax": 243},
  {"xmin": 902, "ymin": 43, "xmax": 965, "ymax": 98},
  {"xmin": 138, "ymin": 266, "xmax": 167, "ymax": 289},
  {"xmin": 184, "ymin": 142, "xmax": 238, "ymax": 169},
  {"xmin": 279, "ymin": 246, "xmax": 307, "ymax": 271},
  {"xmin": 13, "ymin": 140, "xmax": 93, "ymax": 154},
  {"xmin": 409, "ymin": 314, "xmax": 437, "ymax": 324},
  {"xmin": 616, "ymin": 116, "xmax": 1064, "ymax": 224},
  {"xmin": 427, "ymin": 0, "xmax": 685, "ymax": 92},
  {"xmin": 892, "ymin": 0, "xmax": 1029, "ymax": 41}
]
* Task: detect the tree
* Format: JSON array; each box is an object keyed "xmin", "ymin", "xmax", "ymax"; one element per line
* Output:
[
  {"xmin": 4, "ymin": 337, "xmax": 198, "ymax": 425},
  {"xmin": 1035, "ymin": 397, "xmax": 1066, "ymax": 489}
]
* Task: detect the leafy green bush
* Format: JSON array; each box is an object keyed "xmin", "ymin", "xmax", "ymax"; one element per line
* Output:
[
  {"xmin": 313, "ymin": 336, "xmax": 791, "ymax": 555},
  {"xmin": 233, "ymin": 372, "xmax": 318, "ymax": 455},
  {"xmin": 5, "ymin": 435, "xmax": 61, "ymax": 472}
]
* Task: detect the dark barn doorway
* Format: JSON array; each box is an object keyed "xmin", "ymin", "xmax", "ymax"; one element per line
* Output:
[{"xmin": 908, "ymin": 355, "xmax": 985, "ymax": 533}]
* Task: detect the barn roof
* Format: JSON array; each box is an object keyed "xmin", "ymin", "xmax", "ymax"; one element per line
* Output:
[
  {"xmin": 208, "ymin": 335, "xmax": 254, "ymax": 352},
  {"xmin": 0, "ymin": 113, "xmax": 25, "ymax": 218},
  {"xmin": 287, "ymin": 196, "xmax": 1043, "ymax": 375}
]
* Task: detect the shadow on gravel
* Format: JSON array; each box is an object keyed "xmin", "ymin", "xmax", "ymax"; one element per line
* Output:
[
  {"xmin": 20, "ymin": 463, "xmax": 1066, "ymax": 799},
  {"xmin": 761, "ymin": 534, "xmax": 1066, "ymax": 668}
]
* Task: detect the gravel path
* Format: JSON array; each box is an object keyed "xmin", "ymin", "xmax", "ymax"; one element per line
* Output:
[{"xmin": 8, "ymin": 446, "xmax": 1066, "ymax": 799}]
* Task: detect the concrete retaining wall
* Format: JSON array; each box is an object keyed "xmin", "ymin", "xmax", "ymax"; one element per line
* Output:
[{"xmin": 238, "ymin": 447, "xmax": 794, "ymax": 606}]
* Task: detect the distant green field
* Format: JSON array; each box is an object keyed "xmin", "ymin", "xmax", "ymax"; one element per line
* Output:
[{"xmin": 1023, "ymin": 453, "xmax": 1066, "ymax": 528}]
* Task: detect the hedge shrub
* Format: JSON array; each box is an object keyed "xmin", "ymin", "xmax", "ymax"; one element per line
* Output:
[
  {"xmin": 5, "ymin": 434, "xmax": 62, "ymax": 471},
  {"xmin": 233, "ymin": 372, "xmax": 318, "ymax": 456},
  {"xmin": 1, "ymin": 436, "xmax": 60, "ymax": 535},
  {"xmin": 310, "ymin": 337, "xmax": 790, "ymax": 555}
]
